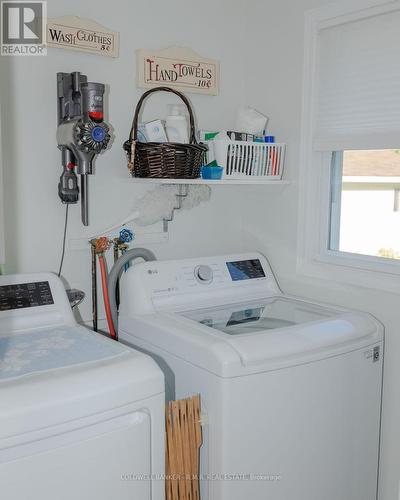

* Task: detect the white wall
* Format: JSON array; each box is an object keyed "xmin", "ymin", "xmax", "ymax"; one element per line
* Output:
[
  {"xmin": 0, "ymin": 0, "xmax": 248, "ymax": 319},
  {"xmin": 1, "ymin": 0, "xmax": 399, "ymax": 498},
  {"xmin": 243, "ymin": 1, "xmax": 400, "ymax": 499}
]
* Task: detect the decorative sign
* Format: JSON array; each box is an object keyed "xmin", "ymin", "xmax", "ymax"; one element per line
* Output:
[
  {"xmin": 137, "ymin": 47, "xmax": 219, "ymax": 96},
  {"xmin": 46, "ymin": 16, "xmax": 119, "ymax": 58}
]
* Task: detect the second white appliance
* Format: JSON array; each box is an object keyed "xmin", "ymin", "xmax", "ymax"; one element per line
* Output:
[
  {"xmin": 119, "ymin": 252, "xmax": 383, "ymax": 500},
  {"xmin": 0, "ymin": 272, "xmax": 165, "ymax": 500}
]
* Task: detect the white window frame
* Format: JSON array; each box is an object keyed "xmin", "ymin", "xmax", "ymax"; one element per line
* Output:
[{"xmin": 297, "ymin": 0, "xmax": 400, "ymax": 294}]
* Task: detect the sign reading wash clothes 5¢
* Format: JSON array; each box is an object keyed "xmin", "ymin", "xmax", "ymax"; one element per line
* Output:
[
  {"xmin": 137, "ymin": 47, "xmax": 219, "ymax": 95},
  {"xmin": 46, "ymin": 16, "xmax": 119, "ymax": 57}
]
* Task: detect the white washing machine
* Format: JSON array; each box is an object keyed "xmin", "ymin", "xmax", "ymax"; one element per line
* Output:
[
  {"xmin": 119, "ymin": 252, "xmax": 383, "ymax": 500},
  {"xmin": 0, "ymin": 272, "xmax": 164, "ymax": 500}
]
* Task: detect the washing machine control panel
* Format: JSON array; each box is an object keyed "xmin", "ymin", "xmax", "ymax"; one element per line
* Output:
[
  {"xmin": 123, "ymin": 253, "xmax": 281, "ymax": 313},
  {"xmin": 147, "ymin": 255, "xmax": 274, "ymax": 293},
  {"xmin": 0, "ymin": 272, "xmax": 77, "ymax": 334},
  {"xmin": 0, "ymin": 281, "xmax": 54, "ymax": 311},
  {"xmin": 184, "ymin": 259, "xmax": 266, "ymax": 288}
]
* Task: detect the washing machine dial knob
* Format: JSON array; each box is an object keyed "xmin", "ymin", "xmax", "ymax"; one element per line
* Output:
[{"xmin": 195, "ymin": 265, "xmax": 213, "ymax": 284}]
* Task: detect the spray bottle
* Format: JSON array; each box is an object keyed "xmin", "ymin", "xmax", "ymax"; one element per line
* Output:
[{"xmin": 165, "ymin": 104, "xmax": 189, "ymax": 143}]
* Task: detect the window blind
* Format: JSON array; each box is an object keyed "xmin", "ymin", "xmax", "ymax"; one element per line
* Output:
[
  {"xmin": 314, "ymin": 8, "xmax": 400, "ymax": 151},
  {"xmin": 0, "ymin": 105, "xmax": 4, "ymax": 267}
]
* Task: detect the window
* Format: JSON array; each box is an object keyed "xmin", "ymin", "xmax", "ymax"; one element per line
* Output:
[
  {"xmin": 329, "ymin": 150, "xmax": 400, "ymax": 260},
  {"xmin": 298, "ymin": 2, "xmax": 400, "ymax": 291},
  {"xmin": 313, "ymin": 5, "xmax": 400, "ymax": 262}
]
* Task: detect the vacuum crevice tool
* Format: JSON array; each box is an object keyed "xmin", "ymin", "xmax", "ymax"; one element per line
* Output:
[{"xmin": 56, "ymin": 72, "xmax": 111, "ymax": 226}]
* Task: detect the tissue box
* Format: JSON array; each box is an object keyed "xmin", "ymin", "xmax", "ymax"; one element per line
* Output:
[{"xmin": 145, "ymin": 120, "xmax": 168, "ymax": 142}]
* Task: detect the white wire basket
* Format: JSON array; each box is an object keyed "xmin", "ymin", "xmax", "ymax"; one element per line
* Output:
[{"xmin": 211, "ymin": 140, "xmax": 286, "ymax": 180}]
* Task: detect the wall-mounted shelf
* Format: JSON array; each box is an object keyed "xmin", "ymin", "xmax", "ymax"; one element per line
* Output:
[{"xmin": 130, "ymin": 178, "xmax": 290, "ymax": 185}]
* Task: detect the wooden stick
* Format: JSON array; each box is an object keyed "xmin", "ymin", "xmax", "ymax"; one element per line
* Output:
[
  {"xmin": 165, "ymin": 404, "xmax": 171, "ymax": 500},
  {"xmin": 194, "ymin": 395, "xmax": 202, "ymax": 500},
  {"xmin": 193, "ymin": 395, "xmax": 202, "ymax": 449},
  {"xmin": 188, "ymin": 397, "xmax": 200, "ymax": 500},
  {"xmin": 167, "ymin": 403, "xmax": 178, "ymax": 500},
  {"xmin": 186, "ymin": 399, "xmax": 195, "ymax": 500},
  {"xmin": 172, "ymin": 401, "xmax": 187, "ymax": 500},
  {"xmin": 181, "ymin": 400, "xmax": 193, "ymax": 500}
]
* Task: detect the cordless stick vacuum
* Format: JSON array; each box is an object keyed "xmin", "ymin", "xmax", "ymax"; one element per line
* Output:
[{"xmin": 56, "ymin": 71, "xmax": 111, "ymax": 225}]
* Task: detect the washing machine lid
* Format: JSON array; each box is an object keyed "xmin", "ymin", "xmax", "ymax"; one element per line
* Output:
[
  {"xmin": 0, "ymin": 325, "xmax": 164, "ymax": 440},
  {"xmin": 172, "ymin": 295, "xmax": 383, "ymax": 374},
  {"xmin": 182, "ymin": 297, "xmax": 334, "ymax": 335}
]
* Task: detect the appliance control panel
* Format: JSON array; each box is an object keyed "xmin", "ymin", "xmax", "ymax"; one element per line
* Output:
[
  {"xmin": 167, "ymin": 258, "xmax": 270, "ymax": 291},
  {"xmin": 226, "ymin": 259, "xmax": 266, "ymax": 281},
  {"xmin": 0, "ymin": 273, "xmax": 76, "ymax": 333},
  {"xmin": 0, "ymin": 281, "xmax": 54, "ymax": 311},
  {"xmin": 121, "ymin": 253, "xmax": 281, "ymax": 313}
]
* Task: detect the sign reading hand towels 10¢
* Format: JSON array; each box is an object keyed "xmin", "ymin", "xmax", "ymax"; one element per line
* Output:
[{"xmin": 137, "ymin": 47, "xmax": 219, "ymax": 96}]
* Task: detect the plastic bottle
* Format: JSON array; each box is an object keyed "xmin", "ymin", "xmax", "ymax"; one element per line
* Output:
[
  {"xmin": 264, "ymin": 135, "xmax": 278, "ymax": 175},
  {"xmin": 166, "ymin": 104, "xmax": 189, "ymax": 143}
]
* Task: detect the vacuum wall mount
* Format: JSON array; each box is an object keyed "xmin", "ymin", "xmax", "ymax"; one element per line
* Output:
[{"xmin": 56, "ymin": 71, "xmax": 111, "ymax": 226}]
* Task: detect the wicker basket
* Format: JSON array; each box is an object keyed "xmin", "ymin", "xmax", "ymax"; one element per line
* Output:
[{"xmin": 123, "ymin": 86, "xmax": 207, "ymax": 179}]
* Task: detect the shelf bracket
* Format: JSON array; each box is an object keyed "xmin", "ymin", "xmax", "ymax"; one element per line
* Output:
[{"xmin": 163, "ymin": 184, "xmax": 190, "ymax": 232}]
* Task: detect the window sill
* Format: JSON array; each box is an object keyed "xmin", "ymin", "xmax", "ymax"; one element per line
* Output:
[{"xmin": 297, "ymin": 249, "xmax": 400, "ymax": 295}]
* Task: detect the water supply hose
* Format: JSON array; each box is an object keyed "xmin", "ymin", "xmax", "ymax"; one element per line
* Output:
[
  {"xmin": 92, "ymin": 237, "xmax": 116, "ymax": 340},
  {"xmin": 98, "ymin": 254, "xmax": 117, "ymax": 340},
  {"xmin": 90, "ymin": 241, "xmax": 98, "ymax": 332},
  {"xmin": 107, "ymin": 248, "xmax": 156, "ymax": 330}
]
